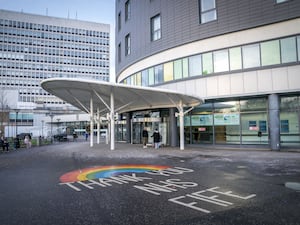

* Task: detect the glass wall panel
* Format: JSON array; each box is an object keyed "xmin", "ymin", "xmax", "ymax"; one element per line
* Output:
[
  {"xmin": 174, "ymin": 59, "xmax": 182, "ymax": 80},
  {"xmin": 280, "ymin": 96, "xmax": 300, "ymax": 146},
  {"xmin": 148, "ymin": 68, "xmax": 154, "ymax": 85},
  {"xmin": 163, "ymin": 62, "xmax": 173, "ymax": 82},
  {"xmin": 240, "ymin": 98, "xmax": 267, "ymax": 112},
  {"xmin": 281, "ymin": 37, "xmax": 297, "ymax": 63},
  {"xmin": 297, "ymin": 36, "xmax": 300, "ymax": 61},
  {"xmin": 261, "ymin": 40, "xmax": 280, "ymax": 66},
  {"xmin": 214, "ymin": 113, "xmax": 240, "ymax": 144},
  {"xmin": 201, "ymin": 10, "xmax": 217, "ymax": 23},
  {"xmin": 189, "ymin": 54, "xmax": 202, "ymax": 77},
  {"xmin": 213, "ymin": 49, "xmax": 229, "ymax": 73},
  {"xmin": 132, "ymin": 74, "xmax": 136, "ymax": 85},
  {"xmin": 154, "ymin": 65, "xmax": 163, "ymax": 84},
  {"xmin": 141, "ymin": 69, "xmax": 148, "ymax": 86},
  {"xmin": 182, "ymin": 58, "xmax": 189, "ymax": 78},
  {"xmin": 191, "ymin": 114, "xmax": 213, "ymax": 144},
  {"xmin": 242, "ymin": 44, "xmax": 260, "ymax": 68},
  {"xmin": 202, "ymin": 52, "xmax": 213, "ymax": 75},
  {"xmin": 214, "ymin": 101, "xmax": 239, "ymax": 113},
  {"xmin": 136, "ymin": 72, "xmax": 141, "ymax": 86},
  {"xmin": 229, "ymin": 47, "xmax": 242, "ymax": 70},
  {"xmin": 241, "ymin": 112, "xmax": 268, "ymax": 144}
]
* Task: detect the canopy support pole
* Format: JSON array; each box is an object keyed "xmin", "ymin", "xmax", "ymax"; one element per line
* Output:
[
  {"xmin": 97, "ymin": 108, "xmax": 100, "ymax": 144},
  {"xmin": 175, "ymin": 101, "xmax": 194, "ymax": 150},
  {"xmin": 178, "ymin": 101, "xmax": 184, "ymax": 150},
  {"xmin": 110, "ymin": 91, "xmax": 115, "ymax": 150},
  {"xmin": 90, "ymin": 97, "xmax": 94, "ymax": 147}
]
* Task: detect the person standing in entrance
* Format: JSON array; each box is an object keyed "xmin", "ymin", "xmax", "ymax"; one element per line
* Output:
[
  {"xmin": 151, "ymin": 129, "xmax": 160, "ymax": 149},
  {"xmin": 142, "ymin": 128, "xmax": 148, "ymax": 148}
]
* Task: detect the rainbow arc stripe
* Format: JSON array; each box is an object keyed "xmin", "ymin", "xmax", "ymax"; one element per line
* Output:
[{"xmin": 60, "ymin": 164, "xmax": 169, "ymax": 183}]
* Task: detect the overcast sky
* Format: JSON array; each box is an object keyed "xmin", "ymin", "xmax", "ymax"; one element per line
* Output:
[{"xmin": 0, "ymin": 0, "xmax": 116, "ymax": 81}]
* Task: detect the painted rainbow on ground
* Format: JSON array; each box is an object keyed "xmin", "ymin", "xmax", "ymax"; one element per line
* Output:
[{"xmin": 60, "ymin": 164, "xmax": 170, "ymax": 183}]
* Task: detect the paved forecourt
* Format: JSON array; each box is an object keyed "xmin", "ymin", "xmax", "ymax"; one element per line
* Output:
[{"xmin": 0, "ymin": 141, "xmax": 300, "ymax": 225}]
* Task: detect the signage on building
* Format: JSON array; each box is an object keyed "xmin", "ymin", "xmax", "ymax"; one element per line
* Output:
[{"xmin": 214, "ymin": 113, "xmax": 240, "ymax": 125}]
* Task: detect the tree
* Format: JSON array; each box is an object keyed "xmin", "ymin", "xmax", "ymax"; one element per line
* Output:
[{"xmin": 0, "ymin": 88, "xmax": 9, "ymax": 136}]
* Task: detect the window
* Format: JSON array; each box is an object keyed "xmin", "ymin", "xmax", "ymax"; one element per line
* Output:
[
  {"xmin": 189, "ymin": 55, "xmax": 202, "ymax": 76},
  {"xmin": 125, "ymin": 0, "xmax": 131, "ymax": 21},
  {"xmin": 174, "ymin": 59, "xmax": 183, "ymax": 80},
  {"xmin": 297, "ymin": 36, "xmax": 300, "ymax": 61},
  {"xmin": 154, "ymin": 65, "xmax": 163, "ymax": 84},
  {"xmin": 118, "ymin": 12, "xmax": 121, "ymax": 31},
  {"xmin": 202, "ymin": 52, "xmax": 213, "ymax": 74},
  {"xmin": 141, "ymin": 70, "xmax": 148, "ymax": 86},
  {"xmin": 259, "ymin": 121, "xmax": 267, "ymax": 133},
  {"xmin": 200, "ymin": 0, "xmax": 217, "ymax": 23},
  {"xmin": 261, "ymin": 40, "xmax": 280, "ymax": 66},
  {"xmin": 151, "ymin": 14, "xmax": 161, "ymax": 41},
  {"xmin": 213, "ymin": 49, "xmax": 229, "ymax": 73},
  {"xmin": 148, "ymin": 68, "xmax": 154, "ymax": 85},
  {"xmin": 280, "ymin": 120, "xmax": 289, "ymax": 133},
  {"xmin": 242, "ymin": 44, "xmax": 260, "ymax": 69},
  {"xmin": 118, "ymin": 43, "xmax": 121, "ymax": 62},
  {"xmin": 163, "ymin": 62, "xmax": 173, "ymax": 82},
  {"xmin": 276, "ymin": 0, "xmax": 289, "ymax": 3},
  {"xmin": 249, "ymin": 121, "xmax": 257, "ymax": 128},
  {"xmin": 281, "ymin": 37, "xmax": 297, "ymax": 63},
  {"xmin": 125, "ymin": 34, "xmax": 131, "ymax": 56},
  {"xmin": 182, "ymin": 58, "xmax": 189, "ymax": 78},
  {"xmin": 229, "ymin": 47, "xmax": 242, "ymax": 70}
]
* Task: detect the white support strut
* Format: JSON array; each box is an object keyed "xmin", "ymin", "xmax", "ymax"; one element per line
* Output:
[
  {"xmin": 110, "ymin": 91, "xmax": 115, "ymax": 150},
  {"xmin": 90, "ymin": 97, "xmax": 94, "ymax": 147},
  {"xmin": 97, "ymin": 108, "xmax": 100, "ymax": 144},
  {"xmin": 175, "ymin": 101, "xmax": 194, "ymax": 150}
]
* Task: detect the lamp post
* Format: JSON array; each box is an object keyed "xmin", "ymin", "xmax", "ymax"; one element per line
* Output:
[
  {"xmin": 49, "ymin": 113, "xmax": 54, "ymax": 143},
  {"xmin": 15, "ymin": 109, "xmax": 19, "ymax": 137},
  {"xmin": 41, "ymin": 120, "xmax": 44, "ymax": 137},
  {"xmin": 56, "ymin": 118, "xmax": 60, "ymax": 134}
]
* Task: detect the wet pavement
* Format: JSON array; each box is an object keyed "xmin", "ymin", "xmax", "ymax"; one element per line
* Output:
[{"xmin": 0, "ymin": 141, "xmax": 300, "ymax": 225}]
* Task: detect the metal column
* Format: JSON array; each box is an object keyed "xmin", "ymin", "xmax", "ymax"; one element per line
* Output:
[
  {"xmin": 110, "ymin": 91, "xmax": 115, "ymax": 150},
  {"xmin": 268, "ymin": 94, "xmax": 280, "ymax": 150},
  {"xmin": 97, "ymin": 108, "xmax": 100, "ymax": 144},
  {"xmin": 90, "ymin": 97, "xmax": 94, "ymax": 147}
]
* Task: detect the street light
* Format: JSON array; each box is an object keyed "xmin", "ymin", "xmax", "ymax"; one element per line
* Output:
[
  {"xmin": 49, "ymin": 112, "xmax": 54, "ymax": 143},
  {"xmin": 15, "ymin": 109, "xmax": 19, "ymax": 137},
  {"xmin": 41, "ymin": 120, "xmax": 44, "ymax": 137}
]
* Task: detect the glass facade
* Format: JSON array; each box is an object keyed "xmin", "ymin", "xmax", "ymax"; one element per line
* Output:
[
  {"xmin": 0, "ymin": 14, "xmax": 110, "ymax": 106},
  {"xmin": 184, "ymin": 98, "xmax": 269, "ymax": 145},
  {"xmin": 122, "ymin": 35, "xmax": 300, "ymax": 86},
  {"xmin": 280, "ymin": 96, "xmax": 300, "ymax": 146}
]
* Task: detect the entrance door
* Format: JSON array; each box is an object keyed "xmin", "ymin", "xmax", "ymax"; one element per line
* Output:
[{"xmin": 132, "ymin": 122, "xmax": 142, "ymax": 144}]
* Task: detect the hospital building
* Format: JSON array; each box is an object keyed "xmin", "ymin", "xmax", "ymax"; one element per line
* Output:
[{"xmin": 114, "ymin": 0, "xmax": 300, "ymax": 150}]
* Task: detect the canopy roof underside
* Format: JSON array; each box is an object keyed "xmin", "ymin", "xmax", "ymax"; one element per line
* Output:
[{"xmin": 41, "ymin": 78, "xmax": 203, "ymax": 114}]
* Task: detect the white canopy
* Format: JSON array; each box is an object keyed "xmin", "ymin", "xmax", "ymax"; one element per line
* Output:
[
  {"xmin": 41, "ymin": 78, "xmax": 202, "ymax": 114},
  {"xmin": 41, "ymin": 78, "xmax": 203, "ymax": 150}
]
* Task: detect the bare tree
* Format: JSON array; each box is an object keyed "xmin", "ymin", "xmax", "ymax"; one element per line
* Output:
[{"xmin": 0, "ymin": 88, "xmax": 9, "ymax": 136}]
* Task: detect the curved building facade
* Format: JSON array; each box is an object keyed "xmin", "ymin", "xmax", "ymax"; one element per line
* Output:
[{"xmin": 115, "ymin": 0, "xmax": 300, "ymax": 149}]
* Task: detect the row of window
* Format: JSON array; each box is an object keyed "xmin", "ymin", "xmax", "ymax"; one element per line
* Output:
[
  {"xmin": 121, "ymin": 35, "xmax": 300, "ymax": 86},
  {"xmin": 0, "ymin": 70, "xmax": 108, "ymax": 82},
  {"xmin": 0, "ymin": 28, "xmax": 109, "ymax": 45},
  {"xmin": 0, "ymin": 59, "xmax": 109, "ymax": 69},
  {"xmin": 118, "ymin": 0, "xmax": 290, "ymax": 63},
  {"xmin": 118, "ymin": 0, "xmax": 216, "ymax": 62},
  {"xmin": 0, "ymin": 19, "xmax": 109, "ymax": 38},
  {"xmin": 0, "ymin": 36, "xmax": 109, "ymax": 52},
  {"xmin": 1, "ymin": 74, "xmax": 109, "ymax": 89},
  {"xmin": 0, "ymin": 51, "xmax": 108, "ymax": 61}
]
